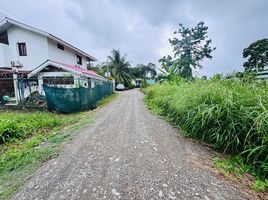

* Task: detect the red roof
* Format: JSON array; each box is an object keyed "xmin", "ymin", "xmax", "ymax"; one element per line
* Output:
[{"xmin": 52, "ymin": 60, "xmax": 102, "ymax": 78}]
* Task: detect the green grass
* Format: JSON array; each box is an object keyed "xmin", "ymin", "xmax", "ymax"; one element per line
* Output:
[
  {"xmin": 97, "ymin": 92, "xmax": 118, "ymax": 107},
  {"xmin": 213, "ymin": 156, "xmax": 250, "ymax": 176},
  {"xmin": 0, "ymin": 93, "xmax": 118, "ymax": 199},
  {"xmin": 0, "ymin": 111, "xmax": 81, "ymax": 144},
  {"xmin": 0, "ymin": 112, "xmax": 91, "ymax": 199},
  {"xmin": 213, "ymin": 156, "xmax": 268, "ymax": 191},
  {"xmin": 144, "ymin": 80, "xmax": 268, "ymax": 190},
  {"xmin": 0, "ymin": 134, "xmax": 56, "ymax": 199},
  {"xmin": 253, "ymin": 179, "xmax": 268, "ymax": 191}
]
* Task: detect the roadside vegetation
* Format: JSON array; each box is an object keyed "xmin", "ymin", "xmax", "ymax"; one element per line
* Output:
[
  {"xmin": 0, "ymin": 93, "xmax": 117, "ymax": 199},
  {"xmin": 144, "ymin": 22, "xmax": 268, "ymax": 191},
  {"xmin": 0, "ymin": 111, "xmax": 85, "ymax": 199},
  {"xmin": 144, "ymin": 79, "xmax": 268, "ymax": 190},
  {"xmin": 0, "ymin": 111, "xmax": 73, "ymax": 144}
]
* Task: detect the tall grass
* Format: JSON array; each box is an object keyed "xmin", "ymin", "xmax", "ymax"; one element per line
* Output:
[
  {"xmin": 145, "ymin": 80, "xmax": 268, "ymax": 178},
  {"xmin": 0, "ymin": 111, "xmax": 78, "ymax": 144}
]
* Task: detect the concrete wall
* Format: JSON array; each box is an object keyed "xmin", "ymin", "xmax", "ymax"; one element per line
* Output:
[
  {"xmin": 7, "ymin": 26, "xmax": 49, "ymax": 70},
  {"xmin": 0, "ymin": 25, "xmax": 90, "ymax": 70},
  {"xmin": 47, "ymin": 38, "xmax": 88, "ymax": 69},
  {"xmin": 0, "ymin": 43, "xmax": 11, "ymax": 67}
]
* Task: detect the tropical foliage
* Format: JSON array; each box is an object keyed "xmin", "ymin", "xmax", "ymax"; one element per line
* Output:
[
  {"xmin": 157, "ymin": 62, "xmax": 182, "ymax": 84},
  {"xmin": 131, "ymin": 63, "xmax": 157, "ymax": 79},
  {"xmin": 243, "ymin": 38, "xmax": 268, "ymax": 71},
  {"xmin": 91, "ymin": 65, "xmax": 106, "ymax": 76},
  {"xmin": 144, "ymin": 79, "xmax": 268, "ymax": 183},
  {"xmin": 160, "ymin": 22, "xmax": 215, "ymax": 78},
  {"xmin": 105, "ymin": 49, "xmax": 133, "ymax": 86},
  {"xmin": 93, "ymin": 49, "xmax": 157, "ymax": 87}
]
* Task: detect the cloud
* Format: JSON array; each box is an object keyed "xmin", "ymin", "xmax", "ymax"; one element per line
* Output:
[
  {"xmin": 0, "ymin": 0, "xmax": 267, "ymax": 76},
  {"xmin": 181, "ymin": 0, "xmax": 268, "ymax": 76},
  {"xmin": 63, "ymin": 0, "xmax": 181, "ymax": 65}
]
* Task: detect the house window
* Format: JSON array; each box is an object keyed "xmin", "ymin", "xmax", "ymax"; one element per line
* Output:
[
  {"xmin": 18, "ymin": 43, "xmax": 27, "ymax": 56},
  {"xmin": 57, "ymin": 43, "xmax": 64, "ymax": 50},
  {"xmin": 86, "ymin": 57, "xmax": 91, "ymax": 70},
  {"xmin": 0, "ymin": 31, "xmax": 9, "ymax": 45},
  {"xmin": 77, "ymin": 55, "xmax": 82, "ymax": 65}
]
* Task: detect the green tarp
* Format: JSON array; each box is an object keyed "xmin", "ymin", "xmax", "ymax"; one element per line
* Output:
[{"xmin": 43, "ymin": 82, "xmax": 113, "ymax": 113}]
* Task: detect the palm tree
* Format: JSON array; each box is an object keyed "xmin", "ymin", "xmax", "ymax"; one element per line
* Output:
[{"xmin": 106, "ymin": 49, "xmax": 132, "ymax": 86}]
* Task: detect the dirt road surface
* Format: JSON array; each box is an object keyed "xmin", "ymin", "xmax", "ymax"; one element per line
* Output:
[{"xmin": 12, "ymin": 89, "xmax": 251, "ymax": 200}]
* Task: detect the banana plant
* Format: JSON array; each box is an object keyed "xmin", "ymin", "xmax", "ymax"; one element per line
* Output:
[{"xmin": 158, "ymin": 61, "xmax": 182, "ymax": 84}]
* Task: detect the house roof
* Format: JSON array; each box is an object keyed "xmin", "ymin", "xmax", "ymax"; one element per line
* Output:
[
  {"xmin": 28, "ymin": 60, "xmax": 105, "ymax": 80},
  {"xmin": 0, "ymin": 17, "xmax": 97, "ymax": 61},
  {"xmin": 52, "ymin": 61, "xmax": 101, "ymax": 77}
]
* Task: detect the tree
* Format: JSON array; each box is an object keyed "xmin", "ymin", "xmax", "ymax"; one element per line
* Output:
[
  {"xmin": 106, "ymin": 49, "xmax": 132, "ymax": 86},
  {"xmin": 91, "ymin": 64, "xmax": 106, "ymax": 76},
  {"xmin": 158, "ymin": 55, "xmax": 174, "ymax": 70},
  {"xmin": 131, "ymin": 63, "xmax": 157, "ymax": 79},
  {"xmin": 146, "ymin": 63, "xmax": 157, "ymax": 79},
  {"xmin": 202, "ymin": 75, "xmax": 207, "ymax": 80},
  {"xmin": 243, "ymin": 38, "xmax": 268, "ymax": 72},
  {"xmin": 160, "ymin": 22, "xmax": 215, "ymax": 78}
]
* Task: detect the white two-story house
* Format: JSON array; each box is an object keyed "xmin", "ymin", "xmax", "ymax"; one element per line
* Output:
[{"xmin": 0, "ymin": 17, "xmax": 105, "ymax": 102}]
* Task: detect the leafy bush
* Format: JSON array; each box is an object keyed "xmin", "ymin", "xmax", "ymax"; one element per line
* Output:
[
  {"xmin": 145, "ymin": 80, "xmax": 268, "ymax": 179},
  {"xmin": 140, "ymin": 80, "xmax": 149, "ymax": 89},
  {"xmin": 0, "ymin": 111, "xmax": 67, "ymax": 144},
  {"xmin": 128, "ymin": 84, "xmax": 136, "ymax": 89}
]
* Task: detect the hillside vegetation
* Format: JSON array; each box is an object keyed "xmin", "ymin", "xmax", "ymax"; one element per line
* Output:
[{"xmin": 144, "ymin": 80, "xmax": 268, "ymax": 181}]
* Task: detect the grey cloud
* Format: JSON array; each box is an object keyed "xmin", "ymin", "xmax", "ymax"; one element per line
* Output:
[
  {"xmin": 64, "ymin": 0, "xmax": 180, "ymax": 64},
  {"xmin": 0, "ymin": 0, "xmax": 267, "ymax": 76},
  {"xmin": 113, "ymin": 0, "xmax": 181, "ymax": 25},
  {"xmin": 182, "ymin": 0, "xmax": 268, "ymax": 76}
]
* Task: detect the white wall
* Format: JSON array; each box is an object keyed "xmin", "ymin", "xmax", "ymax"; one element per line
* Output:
[
  {"xmin": 7, "ymin": 26, "xmax": 49, "ymax": 70},
  {"xmin": 0, "ymin": 43, "xmax": 11, "ymax": 67},
  {"xmin": 47, "ymin": 38, "xmax": 88, "ymax": 69},
  {"xmin": 0, "ymin": 25, "xmax": 89, "ymax": 71}
]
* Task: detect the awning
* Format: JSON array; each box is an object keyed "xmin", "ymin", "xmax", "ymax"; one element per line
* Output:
[{"xmin": 28, "ymin": 60, "xmax": 105, "ymax": 81}]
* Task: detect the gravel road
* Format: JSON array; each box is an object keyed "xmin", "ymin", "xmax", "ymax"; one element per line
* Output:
[{"xmin": 12, "ymin": 89, "xmax": 252, "ymax": 200}]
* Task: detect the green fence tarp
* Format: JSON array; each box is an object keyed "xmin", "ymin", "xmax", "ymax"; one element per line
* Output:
[{"xmin": 43, "ymin": 82, "xmax": 113, "ymax": 113}]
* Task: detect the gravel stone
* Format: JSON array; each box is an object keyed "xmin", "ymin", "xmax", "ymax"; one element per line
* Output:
[{"xmin": 12, "ymin": 89, "xmax": 250, "ymax": 200}]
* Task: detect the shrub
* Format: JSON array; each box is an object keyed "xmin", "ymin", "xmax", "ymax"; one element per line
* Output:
[
  {"xmin": 145, "ymin": 80, "xmax": 268, "ymax": 178},
  {"xmin": 140, "ymin": 80, "xmax": 149, "ymax": 89},
  {"xmin": 128, "ymin": 84, "xmax": 136, "ymax": 89}
]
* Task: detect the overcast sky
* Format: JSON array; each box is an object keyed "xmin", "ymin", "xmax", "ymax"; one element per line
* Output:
[{"xmin": 0, "ymin": 0, "xmax": 267, "ymax": 76}]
